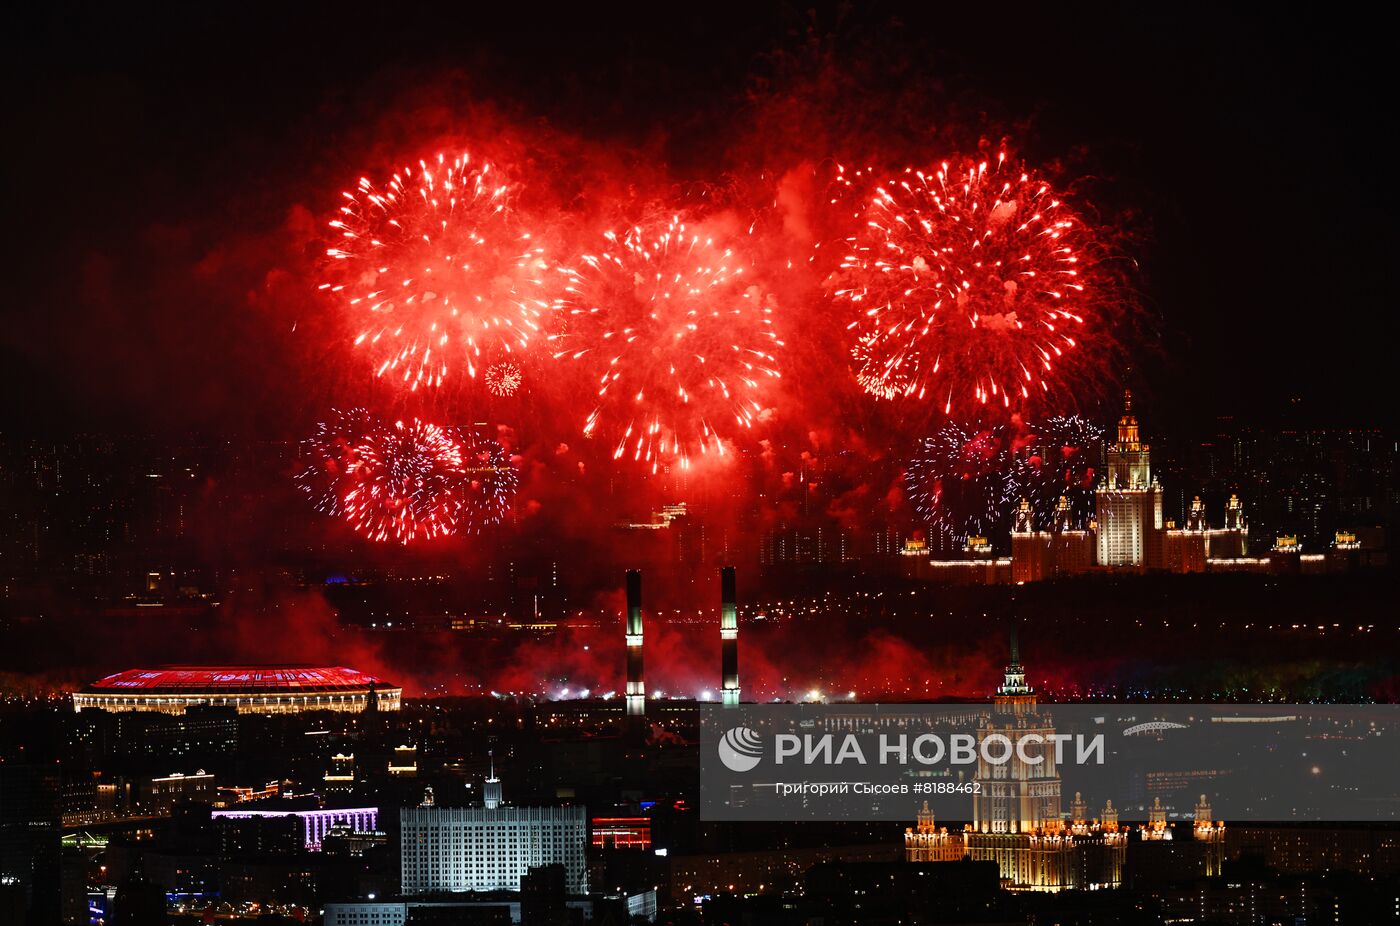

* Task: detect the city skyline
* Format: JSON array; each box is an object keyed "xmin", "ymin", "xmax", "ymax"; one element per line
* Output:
[{"xmin": 4, "ymin": 4, "xmax": 1398, "ymax": 925}]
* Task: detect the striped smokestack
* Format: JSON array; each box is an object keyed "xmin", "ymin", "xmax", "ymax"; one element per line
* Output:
[
  {"xmin": 720, "ymin": 566, "xmax": 739, "ymax": 707},
  {"xmin": 624, "ymin": 569, "xmax": 645, "ymax": 719}
]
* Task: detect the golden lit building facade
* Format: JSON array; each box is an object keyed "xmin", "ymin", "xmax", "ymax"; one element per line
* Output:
[
  {"xmin": 1011, "ymin": 496, "xmax": 1095, "ymax": 582},
  {"xmin": 912, "ymin": 632, "xmax": 1129, "ymax": 891},
  {"xmin": 904, "ymin": 801, "xmax": 966, "ymax": 862},
  {"xmin": 1205, "ymin": 494, "xmax": 1249, "ymax": 559},
  {"xmin": 1163, "ymin": 496, "xmax": 1209, "ymax": 573},
  {"xmin": 1000, "ymin": 396, "xmax": 1253, "ymax": 580},
  {"xmin": 903, "ymin": 635, "xmax": 1226, "ymax": 891},
  {"xmin": 1095, "ymin": 391, "xmax": 1164, "ymax": 569}
]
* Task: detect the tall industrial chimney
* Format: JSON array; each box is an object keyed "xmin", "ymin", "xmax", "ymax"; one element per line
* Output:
[
  {"xmin": 624, "ymin": 569, "xmax": 645, "ymax": 720},
  {"xmin": 720, "ymin": 566, "xmax": 739, "ymax": 707}
]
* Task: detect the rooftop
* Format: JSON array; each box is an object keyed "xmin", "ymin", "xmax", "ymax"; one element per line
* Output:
[{"xmin": 86, "ymin": 665, "xmax": 394, "ymax": 693}]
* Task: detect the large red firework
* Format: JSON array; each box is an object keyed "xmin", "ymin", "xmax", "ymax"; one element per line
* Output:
[
  {"xmin": 549, "ymin": 215, "xmax": 782, "ymax": 472},
  {"xmin": 829, "ymin": 154, "xmax": 1116, "ymax": 416},
  {"xmin": 321, "ymin": 151, "xmax": 549, "ymax": 391}
]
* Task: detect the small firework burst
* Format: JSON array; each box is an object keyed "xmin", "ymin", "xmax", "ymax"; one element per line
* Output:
[
  {"xmin": 1008, "ymin": 414, "xmax": 1103, "ymax": 529},
  {"xmin": 905, "ymin": 424, "xmax": 1014, "ymax": 543},
  {"xmin": 485, "ymin": 361, "xmax": 523, "ymax": 397},
  {"xmin": 341, "ymin": 417, "xmax": 467, "ymax": 544},
  {"xmin": 458, "ymin": 430, "xmax": 519, "ymax": 531},
  {"xmin": 296, "ymin": 407, "xmax": 378, "ymax": 519}
]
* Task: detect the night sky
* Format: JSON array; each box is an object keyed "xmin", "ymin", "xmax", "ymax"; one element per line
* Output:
[{"xmin": 5, "ymin": 3, "xmax": 1394, "ymax": 436}]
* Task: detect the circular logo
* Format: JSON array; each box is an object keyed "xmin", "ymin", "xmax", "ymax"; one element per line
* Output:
[{"xmin": 717, "ymin": 726, "xmax": 764, "ymax": 772}]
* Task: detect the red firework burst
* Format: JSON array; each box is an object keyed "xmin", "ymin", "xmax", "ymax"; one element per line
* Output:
[
  {"xmin": 829, "ymin": 154, "xmax": 1117, "ymax": 415},
  {"xmin": 549, "ymin": 215, "xmax": 782, "ymax": 472},
  {"xmin": 297, "ymin": 407, "xmax": 377, "ymax": 519},
  {"xmin": 321, "ymin": 151, "xmax": 548, "ymax": 391},
  {"xmin": 341, "ymin": 417, "xmax": 468, "ymax": 544},
  {"xmin": 298, "ymin": 412, "xmax": 518, "ymax": 543}
]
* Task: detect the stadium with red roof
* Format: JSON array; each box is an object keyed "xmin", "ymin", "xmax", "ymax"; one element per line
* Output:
[{"xmin": 73, "ymin": 665, "xmax": 401, "ymax": 714}]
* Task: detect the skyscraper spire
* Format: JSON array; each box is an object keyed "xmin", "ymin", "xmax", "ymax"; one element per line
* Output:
[
  {"xmin": 483, "ymin": 749, "xmax": 502, "ymax": 809},
  {"xmin": 1115, "ymin": 389, "xmax": 1142, "ymax": 452},
  {"xmin": 1012, "ymin": 497, "xmax": 1034, "ymax": 534},
  {"xmin": 995, "ymin": 622, "xmax": 1035, "ymax": 710}
]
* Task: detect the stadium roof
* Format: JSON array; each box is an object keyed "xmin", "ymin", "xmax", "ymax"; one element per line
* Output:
[{"xmin": 86, "ymin": 666, "xmax": 394, "ymax": 694}]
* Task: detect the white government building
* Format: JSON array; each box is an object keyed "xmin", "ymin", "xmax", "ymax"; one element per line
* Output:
[{"xmin": 399, "ymin": 771, "xmax": 588, "ymax": 895}]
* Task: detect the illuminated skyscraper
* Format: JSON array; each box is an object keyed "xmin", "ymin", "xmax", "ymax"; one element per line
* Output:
[
  {"xmin": 1095, "ymin": 392, "xmax": 1164, "ymax": 568},
  {"xmin": 960, "ymin": 630, "xmax": 1126, "ymax": 891},
  {"xmin": 1193, "ymin": 794, "xmax": 1226, "ymax": 877},
  {"xmin": 483, "ymin": 752, "xmax": 502, "ymax": 810}
]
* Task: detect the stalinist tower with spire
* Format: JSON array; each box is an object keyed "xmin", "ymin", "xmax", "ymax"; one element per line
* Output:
[
  {"xmin": 973, "ymin": 627, "xmax": 1062, "ymax": 834},
  {"xmin": 961, "ymin": 628, "xmax": 1126, "ymax": 891},
  {"xmin": 1095, "ymin": 391, "xmax": 1165, "ymax": 569}
]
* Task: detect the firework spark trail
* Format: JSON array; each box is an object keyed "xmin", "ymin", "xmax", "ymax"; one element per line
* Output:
[
  {"xmin": 829, "ymin": 153, "xmax": 1112, "ymax": 416},
  {"xmin": 342, "ymin": 417, "xmax": 467, "ymax": 544},
  {"xmin": 1008, "ymin": 414, "xmax": 1103, "ymax": 530},
  {"xmin": 905, "ymin": 423, "xmax": 1014, "ymax": 543},
  {"xmin": 457, "ymin": 429, "xmax": 519, "ymax": 532},
  {"xmin": 296, "ymin": 407, "xmax": 377, "ymax": 519},
  {"xmin": 321, "ymin": 151, "xmax": 550, "ymax": 391},
  {"xmin": 548, "ymin": 215, "xmax": 782, "ymax": 473},
  {"xmin": 297, "ymin": 411, "xmax": 517, "ymax": 544}
]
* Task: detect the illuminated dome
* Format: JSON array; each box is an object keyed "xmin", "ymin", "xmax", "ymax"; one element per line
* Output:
[{"xmin": 73, "ymin": 665, "xmax": 402, "ymax": 715}]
